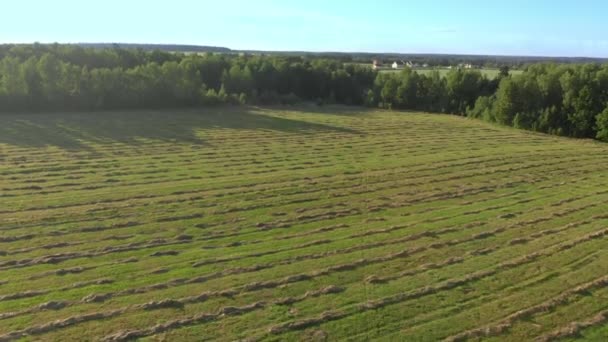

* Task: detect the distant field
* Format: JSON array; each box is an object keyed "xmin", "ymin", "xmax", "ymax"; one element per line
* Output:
[
  {"xmin": 352, "ymin": 63, "xmax": 523, "ymax": 78},
  {"xmin": 405, "ymin": 67, "xmax": 524, "ymax": 78},
  {"xmin": 1, "ymin": 106, "xmax": 608, "ymax": 341}
]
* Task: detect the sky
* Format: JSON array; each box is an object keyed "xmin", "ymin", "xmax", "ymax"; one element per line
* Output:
[{"xmin": 2, "ymin": 0, "xmax": 608, "ymax": 57}]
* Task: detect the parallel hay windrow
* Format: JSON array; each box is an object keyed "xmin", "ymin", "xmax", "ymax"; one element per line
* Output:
[{"xmin": 1, "ymin": 108, "xmax": 607, "ymax": 341}]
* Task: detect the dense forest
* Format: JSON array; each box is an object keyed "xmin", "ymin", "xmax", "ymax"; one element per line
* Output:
[
  {"xmin": 370, "ymin": 64, "xmax": 608, "ymax": 141},
  {"xmin": 0, "ymin": 44, "xmax": 376, "ymax": 110},
  {"xmin": 0, "ymin": 44, "xmax": 607, "ymax": 141},
  {"xmin": 78, "ymin": 43, "xmax": 232, "ymax": 54}
]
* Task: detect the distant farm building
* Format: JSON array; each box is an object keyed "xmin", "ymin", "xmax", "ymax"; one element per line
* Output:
[
  {"xmin": 372, "ymin": 60, "xmax": 382, "ymax": 70},
  {"xmin": 392, "ymin": 61, "xmax": 400, "ymax": 69},
  {"xmin": 404, "ymin": 61, "xmax": 420, "ymax": 69}
]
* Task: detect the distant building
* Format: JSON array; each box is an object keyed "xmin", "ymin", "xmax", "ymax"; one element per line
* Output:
[
  {"xmin": 392, "ymin": 61, "xmax": 400, "ymax": 69},
  {"xmin": 372, "ymin": 60, "xmax": 382, "ymax": 70}
]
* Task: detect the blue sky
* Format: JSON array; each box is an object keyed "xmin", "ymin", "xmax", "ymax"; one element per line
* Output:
[{"xmin": 2, "ymin": 0, "xmax": 608, "ymax": 57}]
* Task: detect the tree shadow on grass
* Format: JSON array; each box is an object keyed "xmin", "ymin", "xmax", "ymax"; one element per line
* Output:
[
  {"xmin": 263, "ymin": 103, "xmax": 380, "ymax": 116},
  {"xmin": 0, "ymin": 106, "xmax": 361, "ymax": 150}
]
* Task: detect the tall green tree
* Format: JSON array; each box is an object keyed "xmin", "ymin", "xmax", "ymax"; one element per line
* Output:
[{"xmin": 596, "ymin": 108, "xmax": 608, "ymax": 141}]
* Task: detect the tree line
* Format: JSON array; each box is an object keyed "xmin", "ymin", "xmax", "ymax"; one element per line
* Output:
[
  {"xmin": 467, "ymin": 63, "xmax": 608, "ymax": 140},
  {"xmin": 0, "ymin": 44, "xmax": 607, "ymax": 141},
  {"xmin": 0, "ymin": 44, "xmax": 374, "ymax": 111}
]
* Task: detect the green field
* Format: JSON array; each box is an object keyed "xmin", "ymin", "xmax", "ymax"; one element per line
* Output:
[
  {"xmin": 378, "ymin": 67, "xmax": 524, "ymax": 78},
  {"xmin": 351, "ymin": 63, "xmax": 523, "ymax": 78},
  {"xmin": 1, "ymin": 106, "xmax": 608, "ymax": 341}
]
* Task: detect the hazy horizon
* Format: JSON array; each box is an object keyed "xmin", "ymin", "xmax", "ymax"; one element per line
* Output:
[{"xmin": 2, "ymin": 0, "xmax": 608, "ymax": 58}]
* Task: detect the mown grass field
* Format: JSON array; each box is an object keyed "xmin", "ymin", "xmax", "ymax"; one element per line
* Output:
[
  {"xmin": 350, "ymin": 63, "xmax": 523, "ymax": 78},
  {"xmin": 378, "ymin": 67, "xmax": 524, "ymax": 78},
  {"xmin": 1, "ymin": 106, "xmax": 608, "ymax": 341}
]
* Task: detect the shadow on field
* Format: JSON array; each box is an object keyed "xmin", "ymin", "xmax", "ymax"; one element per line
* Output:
[
  {"xmin": 267, "ymin": 103, "xmax": 379, "ymax": 116},
  {"xmin": 0, "ymin": 106, "xmax": 360, "ymax": 150}
]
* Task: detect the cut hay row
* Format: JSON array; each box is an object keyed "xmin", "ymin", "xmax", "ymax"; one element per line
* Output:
[
  {"xmin": 1, "ymin": 128, "xmax": 600, "ymax": 198},
  {"xmin": 234, "ymin": 230, "xmax": 608, "ymax": 340},
  {"xmin": 4, "ymin": 147, "xmax": 594, "ymax": 214},
  {"xmin": 4, "ymin": 182, "xmax": 606, "ymax": 306},
  {"xmin": 5, "ymin": 157, "xmax": 592, "ymax": 260},
  {"xmin": 1, "ymin": 107, "xmax": 607, "ymax": 340},
  {"xmin": 7, "ymin": 213, "xmax": 605, "ymax": 340},
  {"xmin": 0, "ymin": 127, "xmax": 556, "ymax": 171},
  {"xmin": 2, "ymin": 155, "xmax": 591, "ymax": 255},
  {"xmin": 536, "ymin": 310, "xmax": 608, "ymax": 341},
  {"xmin": 1, "ymin": 164, "xmax": 604, "ymax": 276},
  {"xmin": 443, "ymin": 276, "xmax": 608, "ymax": 342}
]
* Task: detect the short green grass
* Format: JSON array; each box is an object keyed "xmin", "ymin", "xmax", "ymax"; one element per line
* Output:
[
  {"xmin": 1, "ymin": 105, "xmax": 607, "ymax": 341},
  {"xmin": 379, "ymin": 67, "xmax": 524, "ymax": 78},
  {"xmin": 351, "ymin": 63, "xmax": 523, "ymax": 78}
]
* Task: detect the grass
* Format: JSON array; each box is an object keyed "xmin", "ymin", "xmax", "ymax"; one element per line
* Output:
[
  {"xmin": 0, "ymin": 105, "xmax": 607, "ymax": 341},
  {"xmin": 350, "ymin": 63, "xmax": 524, "ymax": 78},
  {"xmin": 378, "ymin": 67, "xmax": 524, "ymax": 78}
]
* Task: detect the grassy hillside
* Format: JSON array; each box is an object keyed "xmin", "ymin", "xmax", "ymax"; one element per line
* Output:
[{"xmin": 1, "ymin": 106, "xmax": 607, "ymax": 341}]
